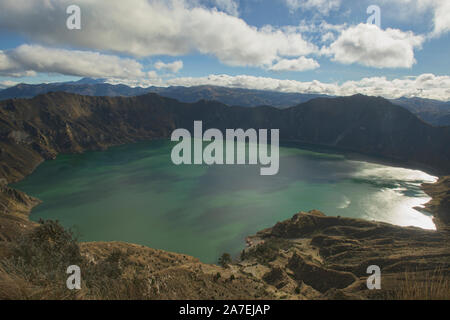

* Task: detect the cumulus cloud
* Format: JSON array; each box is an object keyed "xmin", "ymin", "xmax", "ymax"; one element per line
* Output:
[
  {"xmin": 155, "ymin": 60, "xmax": 184, "ymax": 73},
  {"xmin": 210, "ymin": 0, "xmax": 239, "ymax": 16},
  {"xmin": 0, "ymin": 50, "xmax": 36, "ymax": 77},
  {"xmin": 161, "ymin": 73, "xmax": 450, "ymax": 101},
  {"xmin": 0, "ymin": 80, "xmax": 19, "ymax": 89},
  {"xmin": 324, "ymin": 24, "xmax": 425, "ymax": 68},
  {"xmin": 105, "ymin": 76, "xmax": 164, "ymax": 88},
  {"xmin": 412, "ymin": 0, "xmax": 450, "ymax": 37},
  {"xmin": 376, "ymin": 0, "xmax": 450, "ymax": 37},
  {"xmin": 269, "ymin": 57, "xmax": 320, "ymax": 72},
  {"xmin": 431, "ymin": 0, "xmax": 450, "ymax": 36},
  {"xmin": 284, "ymin": 0, "xmax": 341, "ymax": 15},
  {"xmin": 321, "ymin": 32, "xmax": 335, "ymax": 43},
  {"xmin": 0, "ymin": 0, "xmax": 316, "ymax": 69},
  {"xmin": 0, "ymin": 45, "xmax": 147, "ymax": 79}
]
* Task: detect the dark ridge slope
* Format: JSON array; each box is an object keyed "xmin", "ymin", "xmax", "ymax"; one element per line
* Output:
[
  {"xmin": 0, "ymin": 93, "xmax": 449, "ymax": 187},
  {"xmin": 283, "ymin": 95, "xmax": 450, "ymax": 173}
]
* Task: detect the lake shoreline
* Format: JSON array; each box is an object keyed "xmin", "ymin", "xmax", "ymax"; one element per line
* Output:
[
  {"xmin": 281, "ymin": 140, "xmax": 444, "ymax": 177},
  {"xmin": 7, "ymin": 138, "xmax": 444, "ymax": 232}
]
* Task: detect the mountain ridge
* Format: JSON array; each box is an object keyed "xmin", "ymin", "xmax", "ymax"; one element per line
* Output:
[
  {"xmin": 1, "ymin": 80, "xmax": 449, "ymax": 126},
  {"xmin": 0, "ymin": 91, "xmax": 448, "ymax": 184}
]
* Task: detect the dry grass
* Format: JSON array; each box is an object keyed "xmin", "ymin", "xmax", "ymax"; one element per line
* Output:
[
  {"xmin": 0, "ymin": 262, "xmax": 78, "ymax": 300},
  {"xmin": 0, "ymin": 265, "xmax": 62, "ymax": 300},
  {"xmin": 0, "ymin": 265, "xmax": 36, "ymax": 300},
  {"xmin": 0, "ymin": 220, "xmax": 149, "ymax": 300},
  {"xmin": 390, "ymin": 268, "xmax": 450, "ymax": 300}
]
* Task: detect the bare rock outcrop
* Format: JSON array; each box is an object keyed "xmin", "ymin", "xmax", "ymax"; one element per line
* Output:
[{"xmin": 241, "ymin": 211, "xmax": 450, "ymax": 299}]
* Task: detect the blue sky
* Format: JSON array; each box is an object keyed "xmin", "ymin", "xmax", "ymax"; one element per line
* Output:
[{"xmin": 0, "ymin": 0, "xmax": 449, "ymax": 100}]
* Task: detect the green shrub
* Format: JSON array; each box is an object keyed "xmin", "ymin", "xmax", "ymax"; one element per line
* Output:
[{"xmin": 218, "ymin": 253, "xmax": 232, "ymax": 268}]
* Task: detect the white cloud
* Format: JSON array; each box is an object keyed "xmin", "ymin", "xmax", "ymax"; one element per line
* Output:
[
  {"xmin": 105, "ymin": 76, "xmax": 164, "ymax": 88},
  {"xmin": 378, "ymin": 0, "xmax": 450, "ymax": 37},
  {"xmin": 0, "ymin": 50, "xmax": 36, "ymax": 77},
  {"xmin": 0, "ymin": 45, "xmax": 147, "ymax": 79},
  {"xmin": 269, "ymin": 57, "xmax": 320, "ymax": 72},
  {"xmin": 210, "ymin": 0, "xmax": 239, "ymax": 16},
  {"xmin": 161, "ymin": 73, "xmax": 450, "ymax": 101},
  {"xmin": 431, "ymin": 0, "xmax": 450, "ymax": 36},
  {"xmin": 147, "ymin": 71, "xmax": 160, "ymax": 79},
  {"xmin": 284, "ymin": 0, "xmax": 341, "ymax": 15},
  {"xmin": 321, "ymin": 32, "xmax": 335, "ymax": 43},
  {"xmin": 413, "ymin": 0, "xmax": 450, "ymax": 37},
  {"xmin": 0, "ymin": 0, "xmax": 317, "ymax": 69},
  {"xmin": 155, "ymin": 60, "xmax": 184, "ymax": 73},
  {"xmin": 0, "ymin": 80, "xmax": 19, "ymax": 89},
  {"xmin": 324, "ymin": 24, "xmax": 424, "ymax": 68}
]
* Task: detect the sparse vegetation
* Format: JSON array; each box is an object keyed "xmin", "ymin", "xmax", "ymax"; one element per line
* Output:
[
  {"xmin": 0, "ymin": 220, "xmax": 276, "ymax": 300},
  {"xmin": 0, "ymin": 220, "xmax": 147, "ymax": 300},
  {"xmin": 389, "ymin": 268, "xmax": 450, "ymax": 300},
  {"xmin": 0, "ymin": 213, "xmax": 448, "ymax": 300},
  {"xmin": 240, "ymin": 239, "xmax": 291, "ymax": 265},
  {"xmin": 218, "ymin": 253, "xmax": 232, "ymax": 268}
]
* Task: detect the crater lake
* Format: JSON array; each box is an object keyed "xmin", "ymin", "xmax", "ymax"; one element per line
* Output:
[{"xmin": 13, "ymin": 140, "xmax": 437, "ymax": 263}]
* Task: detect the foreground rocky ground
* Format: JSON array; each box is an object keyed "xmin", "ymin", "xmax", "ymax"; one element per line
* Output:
[
  {"xmin": 239, "ymin": 210, "xmax": 450, "ymax": 299},
  {"xmin": 0, "ymin": 189, "xmax": 449, "ymax": 299}
]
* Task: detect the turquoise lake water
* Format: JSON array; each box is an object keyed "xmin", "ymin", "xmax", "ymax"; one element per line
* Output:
[{"xmin": 13, "ymin": 140, "xmax": 437, "ymax": 263}]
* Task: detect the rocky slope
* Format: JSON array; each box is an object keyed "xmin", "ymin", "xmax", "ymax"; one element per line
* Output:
[
  {"xmin": 238, "ymin": 210, "xmax": 449, "ymax": 299},
  {"xmin": 0, "ymin": 92, "xmax": 449, "ymax": 300},
  {"xmin": 423, "ymin": 176, "xmax": 450, "ymax": 230},
  {"xmin": 80, "ymin": 209, "xmax": 450, "ymax": 299},
  {"xmin": 1, "ymin": 210, "xmax": 448, "ymax": 300}
]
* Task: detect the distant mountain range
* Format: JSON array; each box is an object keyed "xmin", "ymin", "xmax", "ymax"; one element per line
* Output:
[
  {"xmin": 0, "ymin": 78, "xmax": 326, "ymax": 106},
  {"xmin": 391, "ymin": 97, "xmax": 450, "ymax": 127},
  {"xmin": 1, "ymin": 78, "xmax": 449, "ymax": 126}
]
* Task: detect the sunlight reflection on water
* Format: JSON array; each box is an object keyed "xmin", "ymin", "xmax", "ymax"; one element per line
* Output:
[{"xmin": 351, "ymin": 163, "xmax": 438, "ymax": 230}]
